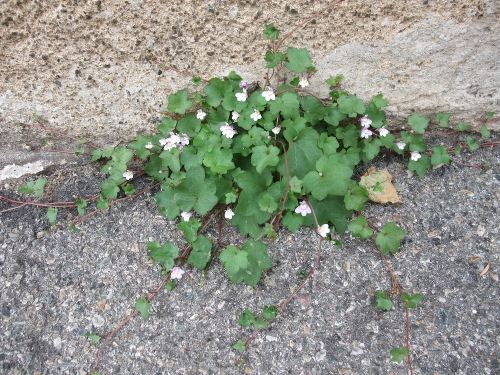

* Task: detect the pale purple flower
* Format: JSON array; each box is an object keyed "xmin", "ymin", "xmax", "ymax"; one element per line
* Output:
[
  {"xmin": 220, "ymin": 123, "xmax": 237, "ymax": 139},
  {"xmin": 317, "ymin": 224, "xmax": 330, "ymax": 238},
  {"xmin": 378, "ymin": 127, "xmax": 389, "ymax": 137},
  {"xmin": 239, "ymin": 80, "xmax": 248, "ymax": 90},
  {"xmin": 163, "ymin": 140, "xmax": 176, "ymax": 151},
  {"xmin": 395, "ymin": 141, "xmax": 406, "ymax": 150},
  {"xmin": 196, "ymin": 109, "xmax": 207, "ymax": 120},
  {"xmin": 232, "ymin": 112, "xmax": 240, "ymax": 122},
  {"xmin": 295, "ymin": 201, "xmax": 312, "ymax": 216},
  {"xmin": 181, "ymin": 211, "xmax": 192, "ymax": 221},
  {"xmin": 225, "ymin": 208, "xmax": 235, "ymax": 219},
  {"xmin": 360, "ymin": 115, "xmax": 372, "ymax": 128},
  {"xmin": 250, "ymin": 109, "xmax": 262, "ymax": 121},
  {"xmin": 262, "ymin": 86, "xmax": 276, "ymax": 101},
  {"xmin": 272, "ymin": 125, "xmax": 281, "ymax": 135},
  {"xmin": 159, "ymin": 138, "xmax": 168, "ymax": 146},
  {"xmin": 360, "ymin": 127, "xmax": 373, "ymax": 139},
  {"xmin": 179, "ymin": 134, "xmax": 190, "ymax": 146},
  {"xmin": 169, "ymin": 132, "xmax": 181, "ymax": 145},
  {"xmin": 235, "ymin": 90, "xmax": 248, "ymax": 102},
  {"xmin": 170, "ymin": 265, "xmax": 185, "ymax": 280},
  {"xmin": 410, "ymin": 151, "xmax": 422, "ymax": 161},
  {"xmin": 123, "ymin": 170, "xmax": 134, "ymax": 180},
  {"xmin": 299, "ymin": 77, "xmax": 309, "ymax": 88}
]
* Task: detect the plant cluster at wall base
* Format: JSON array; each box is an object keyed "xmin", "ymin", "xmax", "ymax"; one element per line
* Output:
[{"xmin": 7, "ymin": 18, "xmax": 497, "ymax": 375}]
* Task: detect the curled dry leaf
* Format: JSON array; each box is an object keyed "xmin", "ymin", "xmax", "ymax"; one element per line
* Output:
[
  {"xmin": 479, "ymin": 263, "xmax": 490, "ymax": 277},
  {"xmin": 360, "ymin": 167, "xmax": 402, "ymax": 204}
]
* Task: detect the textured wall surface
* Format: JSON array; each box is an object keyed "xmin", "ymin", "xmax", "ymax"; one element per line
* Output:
[{"xmin": 1, "ymin": 0, "xmax": 499, "ymax": 152}]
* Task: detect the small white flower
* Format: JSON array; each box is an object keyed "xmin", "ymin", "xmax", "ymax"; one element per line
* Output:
[
  {"xmin": 196, "ymin": 109, "xmax": 207, "ymax": 120},
  {"xmin": 317, "ymin": 224, "xmax": 330, "ymax": 238},
  {"xmin": 180, "ymin": 134, "xmax": 190, "ymax": 146},
  {"xmin": 159, "ymin": 138, "xmax": 168, "ymax": 146},
  {"xmin": 360, "ymin": 115, "xmax": 372, "ymax": 128},
  {"xmin": 145, "ymin": 142, "xmax": 154, "ymax": 149},
  {"xmin": 169, "ymin": 132, "xmax": 181, "ymax": 145},
  {"xmin": 232, "ymin": 112, "xmax": 240, "ymax": 122},
  {"xmin": 163, "ymin": 141, "xmax": 176, "ymax": 151},
  {"xmin": 272, "ymin": 125, "xmax": 281, "ymax": 135},
  {"xmin": 225, "ymin": 208, "xmax": 235, "ymax": 219},
  {"xmin": 378, "ymin": 127, "xmax": 389, "ymax": 137},
  {"xmin": 235, "ymin": 90, "xmax": 248, "ymax": 102},
  {"xmin": 239, "ymin": 80, "xmax": 248, "ymax": 90},
  {"xmin": 410, "ymin": 151, "xmax": 422, "ymax": 161},
  {"xmin": 181, "ymin": 211, "xmax": 192, "ymax": 221},
  {"xmin": 123, "ymin": 170, "xmax": 134, "ymax": 180},
  {"xmin": 299, "ymin": 77, "xmax": 309, "ymax": 88},
  {"xmin": 360, "ymin": 127, "xmax": 373, "ymax": 139},
  {"xmin": 250, "ymin": 109, "xmax": 262, "ymax": 121},
  {"xmin": 395, "ymin": 141, "xmax": 406, "ymax": 150},
  {"xmin": 262, "ymin": 86, "xmax": 275, "ymax": 101},
  {"xmin": 220, "ymin": 123, "xmax": 237, "ymax": 139}
]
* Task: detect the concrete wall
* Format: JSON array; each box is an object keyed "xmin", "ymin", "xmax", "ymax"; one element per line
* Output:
[{"xmin": 1, "ymin": 0, "xmax": 499, "ymax": 153}]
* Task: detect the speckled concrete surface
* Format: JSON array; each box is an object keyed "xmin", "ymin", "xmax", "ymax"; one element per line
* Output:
[{"xmin": 1, "ymin": 132, "xmax": 499, "ymax": 375}]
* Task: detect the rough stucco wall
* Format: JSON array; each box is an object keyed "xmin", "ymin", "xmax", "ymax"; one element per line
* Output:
[{"xmin": 0, "ymin": 0, "xmax": 499, "ymax": 151}]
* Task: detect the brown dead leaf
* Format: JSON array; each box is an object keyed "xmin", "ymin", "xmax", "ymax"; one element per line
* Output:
[
  {"xmin": 360, "ymin": 167, "xmax": 402, "ymax": 204},
  {"xmin": 479, "ymin": 263, "xmax": 490, "ymax": 277},
  {"xmin": 296, "ymin": 294, "xmax": 312, "ymax": 307}
]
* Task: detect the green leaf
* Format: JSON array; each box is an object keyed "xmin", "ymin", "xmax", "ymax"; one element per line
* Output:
[
  {"xmin": 436, "ymin": 112, "xmax": 450, "ymax": 128},
  {"xmin": 408, "ymin": 153, "xmax": 431, "ymax": 177},
  {"xmin": 408, "ymin": 113, "xmax": 430, "ymax": 134},
  {"xmin": 251, "ymin": 145, "xmax": 280, "ymax": 174},
  {"xmin": 178, "ymin": 219, "xmax": 202, "ymax": 244},
  {"xmin": 74, "ymin": 199, "xmax": 87, "ymax": 217},
  {"xmin": 466, "ymin": 136, "xmax": 479, "ymax": 151},
  {"xmin": 177, "ymin": 113, "xmax": 201, "ymax": 137},
  {"xmin": 457, "ymin": 122, "xmax": 472, "ymax": 131},
  {"xmin": 348, "ymin": 215, "xmax": 373, "ymax": 240},
  {"xmin": 121, "ymin": 183, "xmax": 136, "ymax": 195},
  {"xmin": 264, "ymin": 51, "xmax": 285, "ymax": 69},
  {"xmin": 306, "ymin": 196, "xmax": 352, "ymax": 235},
  {"xmin": 204, "ymin": 78, "xmax": 232, "ymax": 107},
  {"xmin": 253, "ymin": 317, "xmax": 269, "ymax": 329},
  {"xmin": 430, "ymin": 145, "xmax": 450, "ymax": 165},
  {"xmin": 135, "ymin": 297, "xmax": 151, "ymax": 320},
  {"xmin": 191, "ymin": 76, "xmax": 201, "ymax": 85},
  {"xmin": 390, "ymin": 347, "xmax": 409, "ymax": 363},
  {"xmin": 166, "ymin": 279, "xmax": 176, "ymax": 291},
  {"xmin": 279, "ymin": 128, "xmax": 322, "ymax": 180},
  {"xmin": 85, "ymin": 333, "xmax": 101, "ymax": 345},
  {"xmin": 231, "ymin": 214, "xmax": 264, "ymax": 239},
  {"xmin": 303, "ymin": 155, "xmax": 354, "ymax": 200},
  {"xmin": 263, "ymin": 305, "xmax": 279, "ymax": 320},
  {"xmin": 375, "ymin": 222, "xmax": 405, "ymax": 255},
  {"xmin": 258, "ymin": 192, "xmax": 278, "ymax": 213},
  {"xmin": 344, "ymin": 185, "xmax": 369, "ymax": 211},
  {"xmin": 325, "ymin": 74, "xmax": 343, "ymax": 86},
  {"xmin": 282, "ymin": 212, "xmax": 305, "ymax": 233},
  {"xmin": 361, "ymin": 138, "xmax": 381, "ymax": 161},
  {"xmin": 187, "ymin": 235, "xmax": 212, "ymax": 270},
  {"xmin": 69, "ymin": 223, "xmax": 81, "ymax": 232},
  {"xmin": 480, "ymin": 124, "xmax": 490, "ymax": 138},
  {"xmin": 263, "ymin": 24, "xmax": 280, "ymax": 41},
  {"xmin": 285, "ymin": 47, "xmax": 313, "ymax": 74},
  {"xmin": 486, "ymin": 112, "xmax": 495, "ymax": 120},
  {"xmin": 220, "ymin": 245, "xmax": 249, "ymax": 275},
  {"xmin": 269, "ymin": 91, "xmax": 300, "ymax": 119},
  {"xmin": 371, "ymin": 93, "xmax": 388, "ymax": 109},
  {"xmin": 157, "ymin": 117, "xmax": 177, "ymax": 135},
  {"xmin": 100, "ymin": 180, "xmax": 120, "ymax": 199},
  {"xmin": 167, "ymin": 89, "xmax": 193, "ymax": 114},
  {"xmin": 318, "ymin": 133, "xmax": 339, "ymax": 155},
  {"xmin": 374, "ymin": 290, "xmax": 393, "ymax": 311},
  {"xmin": 46, "ymin": 207, "xmax": 58, "ymax": 226},
  {"xmin": 203, "ymin": 147, "xmax": 235, "ymax": 175},
  {"xmin": 237, "ymin": 308, "xmax": 255, "ymax": 327},
  {"xmin": 337, "ymin": 94, "xmax": 365, "ymax": 115},
  {"xmin": 148, "ymin": 241, "xmax": 179, "ymax": 271},
  {"xmin": 232, "ymin": 340, "xmax": 246, "ymax": 353},
  {"xmin": 18, "ymin": 178, "xmax": 47, "ymax": 196},
  {"xmin": 373, "ymin": 182, "xmax": 383, "ymax": 192},
  {"xmin": 128, "ymin": 134, "xmax": 153, "ymax": 160},
  {"xmin": 401, "ymin": 293, "xmax": 423, "ymax": 308}
]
